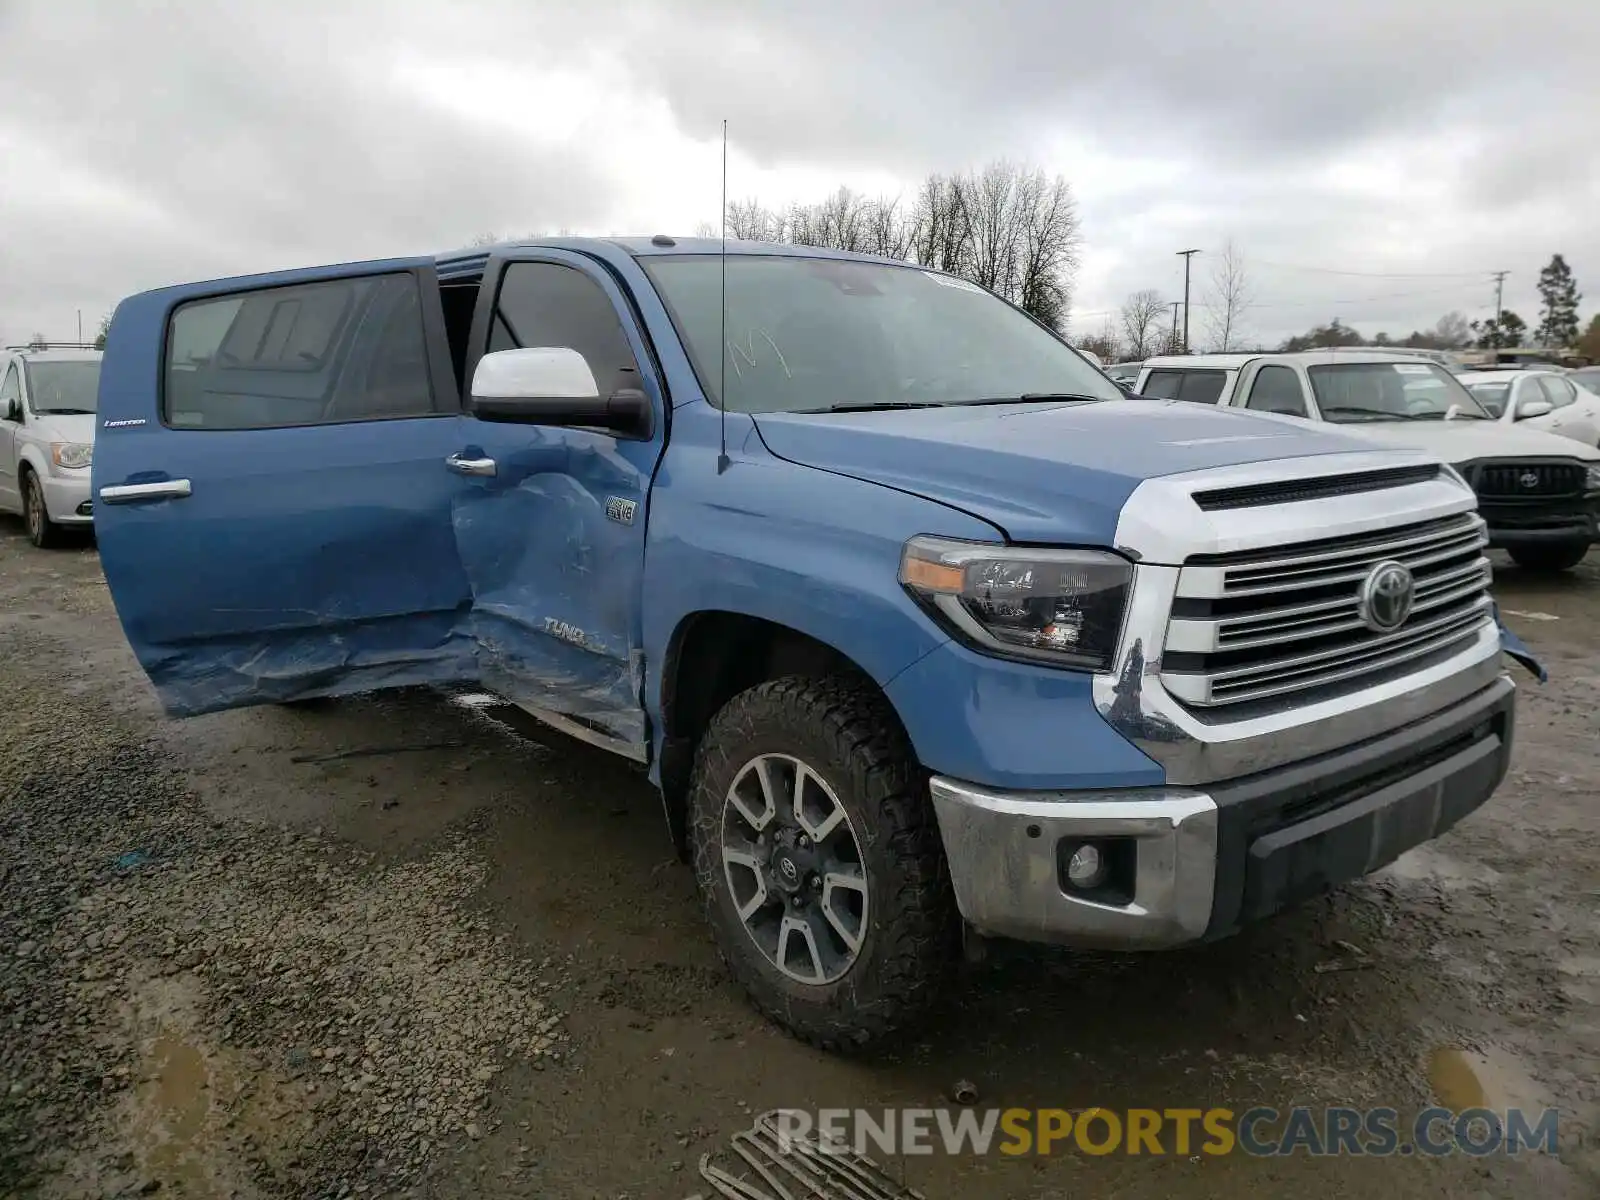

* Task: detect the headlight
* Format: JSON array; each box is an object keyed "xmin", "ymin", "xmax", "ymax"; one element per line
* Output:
[
  {"xmin": 899, "ymin": 536, "xmax": 1132, "ymax": 671},
  {"xmin": 1586, "ymin": 464, "xmax": 1600, "ymax": 491},
  {"xmin": 50, "ymin": 442, "xmax": 93, "ymax": 469}
]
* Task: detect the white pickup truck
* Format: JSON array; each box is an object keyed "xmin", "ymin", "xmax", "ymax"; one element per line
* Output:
[{"xmin": 1135, "ymin": 350, "xmax": 1600, "ymax": 572}]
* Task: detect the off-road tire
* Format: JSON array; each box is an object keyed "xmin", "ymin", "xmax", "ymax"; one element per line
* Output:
[
  {"xmin": 1507, "ymin": 541, "xmax": 1589, "ymax": 573},
  {"xmin": 20, "ymin": 468, "xmax": 67, "ymax": 549},
  {"xmin": 688, "ymin": 674, "xmax": 957, "ymax": 1053}
]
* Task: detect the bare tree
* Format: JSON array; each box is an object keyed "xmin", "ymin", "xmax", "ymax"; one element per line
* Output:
[
  {"xmin": 1015, "ymin": 171, "xmax": 1080, "ymax": 334},
  {"xmin": 1120, "ymin": 291, "xmax": 1165, "ymax": 360},
  {"xmin": 908, "ymin": 173, "xmax": 971, "ymax": 275},
  {"xmin": 1203, "ymin": 238, "xmax": 1252, "ymax": 352},
  {"xmin": 713, "ymin": 160, "xmax": 1080, "ymax": 330},
  {"xmin": 725, "ymin": 198, "xmax": 784, "ymax": 241},
  {"xmin": 1433, "ymin": 311, "xmax": 1472, "ymax": 349}
]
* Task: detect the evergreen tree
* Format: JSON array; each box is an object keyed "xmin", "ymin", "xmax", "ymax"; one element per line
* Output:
[{"xmin": 1535, "ymin": 254, "xmax": 1581, "ymax": 347}]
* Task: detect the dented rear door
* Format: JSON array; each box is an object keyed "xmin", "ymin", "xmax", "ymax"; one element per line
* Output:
[
  {"xmin": 447, "ymin": 249, "xmax": 669, "ymax": 758},
  {"xmin": 93, "ymin": 258, "xmax": 478, "ymax": 714}
]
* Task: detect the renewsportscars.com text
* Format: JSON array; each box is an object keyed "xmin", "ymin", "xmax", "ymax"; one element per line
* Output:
[{"xmin": 774, "ymin": 1106, "xmax": 1562, "ymax": 1158}]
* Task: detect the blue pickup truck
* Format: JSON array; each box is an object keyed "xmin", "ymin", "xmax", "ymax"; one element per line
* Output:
[{"xmin": 93, "ymin": 238, "xmax": 1518, "ymax": 1050}]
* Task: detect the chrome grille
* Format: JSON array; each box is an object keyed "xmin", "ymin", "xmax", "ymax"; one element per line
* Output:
[{"xmin": 1161, "ymin": 512, "xmax": 1493, "ymax": 707}]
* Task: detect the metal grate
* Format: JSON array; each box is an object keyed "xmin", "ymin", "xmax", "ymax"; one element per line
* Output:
[{"xmin": 1162, "ymin": 512, "xmax": 1493, "ymax": 707}]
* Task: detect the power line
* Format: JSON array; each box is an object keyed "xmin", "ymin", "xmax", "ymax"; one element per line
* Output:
[
  {"xmin": 1251, "ymin": 259, "xmax": 1498, "ymax": 280},
  {"xmin": 1240, "ymin": 282, "xmax": 1491, "ymax": 311}
]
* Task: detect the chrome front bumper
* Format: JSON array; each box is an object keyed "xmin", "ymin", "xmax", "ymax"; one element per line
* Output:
[
  {"xmin": 928, "ymin": 782, "xmax": 1218, "ymax": 948},
  {"xmin": 930, "ymin": 674, "xmax": 1515, "ymax": 950}
]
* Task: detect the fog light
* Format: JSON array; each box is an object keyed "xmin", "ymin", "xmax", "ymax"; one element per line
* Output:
[{"xmin": 1065, "ymin": 843, "xmax": 1107, "ymax": 889}]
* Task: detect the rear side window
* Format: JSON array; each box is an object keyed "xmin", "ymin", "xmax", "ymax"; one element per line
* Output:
[
  {"xmin": 1141, "ymin": 368, "xmax": 1227, "ymax": 404},
  {"xmin": 1538, "ymin": 376, "xmax": 1577, "ymax": 408},
  {"xmin": 163, "ymin": 273, "xmax": 444, "ymax": 429},
  {"xmin": 1243, "ymin": 365, "xmax": 1309, "ymax": 416}
]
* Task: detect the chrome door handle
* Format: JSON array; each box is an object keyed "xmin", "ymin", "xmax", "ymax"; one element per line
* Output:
[
  {"xmin": 99, "ymin": 479, "xmax": 193, "ymax": 504},
  {"xmin": 446, "ymin": 453, "xmax": 497, "ymax": 477}
]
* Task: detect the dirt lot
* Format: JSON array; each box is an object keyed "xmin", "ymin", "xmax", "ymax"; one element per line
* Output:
[{"xmin": 1, "ymin": 519, "xmax": 1596, "ymax": 1199}]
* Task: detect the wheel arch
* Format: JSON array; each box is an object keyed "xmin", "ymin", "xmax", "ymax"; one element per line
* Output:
[{"xmin": 654, "ymin": 609, "xmax": 918, "ymax": 858}]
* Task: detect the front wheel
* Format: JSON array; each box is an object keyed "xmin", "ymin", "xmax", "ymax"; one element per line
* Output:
[
  {"xmin": 1507, "ymin": 541, "xmax": 1589, "ymax": 573},
  {"xmin": 20, "ymin": 470, "xmax": 67, "ymax": 549},
  {"xmin": 688, "ymin": 675, "xmax": 957, "ymax": 1052}
]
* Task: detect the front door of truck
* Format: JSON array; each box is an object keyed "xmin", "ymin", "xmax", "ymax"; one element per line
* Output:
[
  {"xmin": 93, "ymin": 258, "xmax": 480, "ymax": 714},
  {"xmin": 447, "ymin": 249, "xmax": 670, "ymax": 758}
]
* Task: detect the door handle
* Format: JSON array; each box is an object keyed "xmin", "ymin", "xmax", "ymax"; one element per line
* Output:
[
  {"xmin": 99, "ymin": 479, "xmax": 193, "ymax": 504},
  {"xmin": 446, "ymin": 453, "xmax": 497, "ymax": 477}
]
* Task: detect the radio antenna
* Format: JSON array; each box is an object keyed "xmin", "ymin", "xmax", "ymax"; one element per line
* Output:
[{"xmin": 716, "ymin": 118, "xmax": 730, "ymax": 474}]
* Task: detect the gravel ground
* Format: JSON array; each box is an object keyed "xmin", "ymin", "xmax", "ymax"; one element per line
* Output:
[{"xmin": 1, "ymin": 521, "xmax": 1597, "ymax": 1199}]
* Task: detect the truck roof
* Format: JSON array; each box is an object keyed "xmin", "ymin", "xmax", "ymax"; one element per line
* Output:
[
  {"xmin": 434, "ymin": 235, "xmax": 916, "ymax": 280},
  {"xmin": 1141, "ymin": 350, "xmax": 1461, "ymax": 370},
  {"xmin": 7, "ymin": 347, "xmax": 102, "ymax": 364}
]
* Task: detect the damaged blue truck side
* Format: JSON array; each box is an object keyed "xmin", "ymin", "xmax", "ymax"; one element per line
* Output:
[{"xmin": 94, "ymin": 239, "xmax": 1525, "ymax": 1050}]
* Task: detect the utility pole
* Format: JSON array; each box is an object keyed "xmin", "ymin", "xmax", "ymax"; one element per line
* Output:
[
  {"xmin": 1489, "ymin": 271, "xmax": 1509, "ymax": 350},
  {"xmin": 1168, "ymin": 301, "xmax": 1181, "ymax": 352},
  {"xmin": 77, "ymin": 310, "xmax": 83, "ymax": 344},
  {"xmin": 1177, "ymin": 249, "xmax": 1201, "ymax": 353}
]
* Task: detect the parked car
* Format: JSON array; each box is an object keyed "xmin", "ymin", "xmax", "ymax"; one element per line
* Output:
[
  {"xmin": 0, "ymin": 345, "xmax": 102, "ymax": 547},
  {"xmin": 1104, "ymin": 360, "xmax": 1143, "ymax": 387},
  {"xmin": 1459, "ymin": 369, "xmax": 1600, "ymax": 445},
  {"xmin": 1136, "ymin": 351, "xmax": 1600, "ymax": 573},
  {"xmin": 94, "ymin": 240, "xmax": 1521, "ymax": 1048},
  {"xmin": 1569, "ymin": 366, "xmax": 1600, "ymax": 395}
]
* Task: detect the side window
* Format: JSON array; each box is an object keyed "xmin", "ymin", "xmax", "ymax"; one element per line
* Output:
[
  {"xmin": 0, "ymin": 365, "xmax": 18, "ymax": 418},
  {"xmin": 1539, "ymin": 376, "xmax": 1577, "ymax": 408},
  {"xmin": 1143, "ymin": 369, "xmax": 1228, "ymax": 404},
  {"xmin": 164, "ymin": 273, "xmax": 442, "ymax": 429},
  {"xmin": 1140, "ymin": 370, "xmax": 1184, "ymax": 400},
  {"xmin": 489, "ymin": 263, "xmax": 641, "ymax": 398},
  {"xmin": 1243, "ymin": 365, "xmax": 1309, "ymax": 416}
]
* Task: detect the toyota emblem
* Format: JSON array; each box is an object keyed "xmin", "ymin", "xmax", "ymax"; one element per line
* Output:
[
  {"xmin": 1358, "ymin": 560, "xmax": 1415, "ymax": 633},
  {"xmin": 778, "ymin": 857, "xmax": 799, "ymax": 884},
  {"xmin": 1518, "ymin": 470, "xmax": 1540, "ymax": 489}
]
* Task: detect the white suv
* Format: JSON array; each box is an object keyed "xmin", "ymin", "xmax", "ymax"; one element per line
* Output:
[
  {"xmin": 0, "ymin": 345, "xmax": 103, "ymax": 547},
  {"xmin": 1134, "ymin": 350, "xmax": 1600, "ymax": 572}
]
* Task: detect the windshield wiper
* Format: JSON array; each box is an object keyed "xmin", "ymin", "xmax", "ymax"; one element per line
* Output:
[
  {"xmin": 817, "ymin": 401, "xmax": 944, "ymax": 413},
  {"xmin": 1319, "ymin": 406, "xmax": 1423, "ymax": 422},
  {"xmin": 955, "ymin": 392, "xmax": 1107, "ymax": 406}
]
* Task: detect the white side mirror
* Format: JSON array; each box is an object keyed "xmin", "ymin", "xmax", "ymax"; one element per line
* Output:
[
  {"xmin": 1516, "ymin": 398, "xmax": 1553, "ymax": 421},
  {"xmin": 471, "ymin": 347, "xmax": 599, "ymax": 401}
]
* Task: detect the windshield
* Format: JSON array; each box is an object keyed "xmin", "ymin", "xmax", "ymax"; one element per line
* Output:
[
  {"xmin": 25, "ymin": 360, "xmax": 102, "ymax": 414},
  {"xmin": 1463, "ymin": 380, "xmax": 1511, "ymax": 417},
  {"xmin": 1306, "ymin": 361, "xmax": 1491, "ymax": 423},
  {"xmin": 642, "ymin": 254, "xmax": 1122, "ymax": 413},
  {"xmin": 1572, "ymin": 368, "xmax": 1600, "ymax": 393}
]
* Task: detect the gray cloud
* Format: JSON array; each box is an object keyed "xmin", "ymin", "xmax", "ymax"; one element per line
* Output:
[{"xmin": 0, "ymin": 0, "xmax": 1596, "ymax": 348}]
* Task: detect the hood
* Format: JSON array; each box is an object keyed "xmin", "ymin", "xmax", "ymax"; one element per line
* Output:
[
  {"xmin": 1331, "ymin": 418, "xmax": 1600, "ymax": 464},
  {"xmin": 753, "ymin": 399, "xmax": 1397, "ymax": 543},
  {"xmin": 32, "ymin": 412, "xmax": 97, "ymax": 445}
]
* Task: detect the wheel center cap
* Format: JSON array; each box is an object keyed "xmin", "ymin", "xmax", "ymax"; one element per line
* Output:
[{"xmin": 772, "ymin": 852, "xmax": 803, "ymax": 892}]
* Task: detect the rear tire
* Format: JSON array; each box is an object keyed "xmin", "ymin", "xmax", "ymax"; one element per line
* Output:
[
  {"xmin": 20, "ymin": 469, "xmax": 67, "ymax": 549},
  {"xmin": 1507, "ymin": 541, "xmax": 1589, "ymax": 573},
  {"xmin": 688, "ymin": 675, "xmax": 957, "ymax": 1053}
]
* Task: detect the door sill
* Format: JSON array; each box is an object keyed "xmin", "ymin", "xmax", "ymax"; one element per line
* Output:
[{"xmin": 512, "ymin": 701, "xmax": 649, "ymax": 763}]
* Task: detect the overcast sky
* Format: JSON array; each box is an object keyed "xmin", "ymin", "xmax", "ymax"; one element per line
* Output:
[{"xmin": 3, "ymin": 0, "xmax": 1596, "ymax": 351}]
